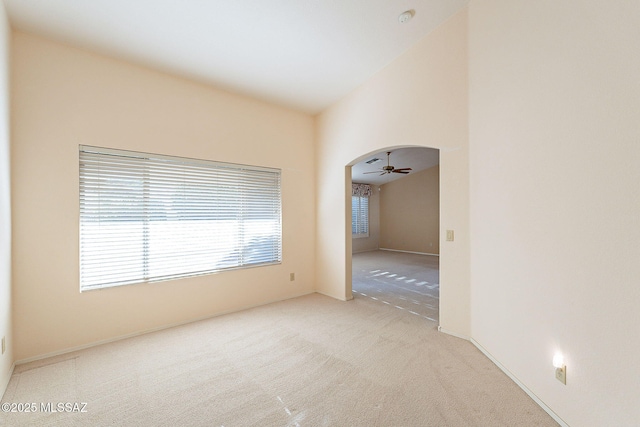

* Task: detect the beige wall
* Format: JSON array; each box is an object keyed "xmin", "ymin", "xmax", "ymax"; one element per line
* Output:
[
  {"xmin": 351, "ymin": 184, "xmax": 379, "ymax": 253},
  {"xmin": 11, "ymin": 32, "xmax": 316, "ymax": 361},
  {"xmin": 469, "ymin": 1, "xmax": 640, "ymax": 425},
  {"xmin": 316, "ymin": 9, "xmax": 469, "ymax": 336},
  {"xmin": 0, "ymin": 1, "xmax": 12, "ymax": 394},
  {"xmin": 380, "ymin": 165, "xmax": 439, "ymax": 254}
]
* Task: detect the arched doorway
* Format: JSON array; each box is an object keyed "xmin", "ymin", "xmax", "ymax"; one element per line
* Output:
[{"xmin": 346, "ymin": 146, "xmax": 441, "ymax": 322}]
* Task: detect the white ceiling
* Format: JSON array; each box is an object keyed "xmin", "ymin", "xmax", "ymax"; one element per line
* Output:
[
  {"xmin": 3, "ymin": 0, "xmax": 469, "ymax": 113},
  {"xmin": 352, "ymin": 147, "xmax": 439, "ymax": 186}
]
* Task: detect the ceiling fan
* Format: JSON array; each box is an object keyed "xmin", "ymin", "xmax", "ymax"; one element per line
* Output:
[{"xmin": 363, "ymin": 151, "xmax": 412, "ymax": 175}]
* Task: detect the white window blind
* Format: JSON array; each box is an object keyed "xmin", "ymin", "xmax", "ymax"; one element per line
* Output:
[
  {"xmin": 79, "ymin": 146, "xmax": 282, "ymax": 291},
  {"xmin": 352, "ymin": 196, "xmax": 369, "ymax": 236}
]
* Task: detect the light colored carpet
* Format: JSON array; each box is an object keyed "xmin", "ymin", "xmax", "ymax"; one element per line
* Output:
[
  {"xmin": 352, "ymin": 250, "xmax": 440, "ymax": 322},
  {"xmin": 2, "ymin": 259, "xmax": 558, "ymax": 426}
]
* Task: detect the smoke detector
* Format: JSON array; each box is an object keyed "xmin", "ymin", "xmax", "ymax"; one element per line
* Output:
[{"xmin": 398, "ymin": 10, "xmax": 415, "ymax": 24}]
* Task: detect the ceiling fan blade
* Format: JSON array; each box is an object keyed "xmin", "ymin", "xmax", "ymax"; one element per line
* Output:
[
  {"xmin": 393, "ymin": 168, "xmax": 412, "ymax": 171},
  {"xmin": 379, "ymin": 172, "xmax": 386, "ymax": 176},
  {"xmin": 363, "ymin": 171, "xmax": 381, "ymax": 174},
  {"xmin": 393, "ymin": 170, "xmax": 410, "ymax": 174}
]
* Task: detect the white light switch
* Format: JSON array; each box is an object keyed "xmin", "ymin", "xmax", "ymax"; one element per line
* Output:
[{"xmin": 446, "ymin": 230, "xmax": 454, "ymax": 242}]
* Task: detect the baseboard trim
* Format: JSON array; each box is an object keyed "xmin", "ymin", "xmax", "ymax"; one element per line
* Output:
[
  {"xmin": 314, "ymin": 289, "xmax": 352, "ymax": 302},
  {"xmin": 1, "ymin": 362, "xmax": 16, "ymax": 400},
  {"xmin": 437, "ymin": 325, "xmax": 470, "ymax": 341},
  {"xmin": 15, "ymin": 291, "xmax": 315, "ymax": 366},
  {"xmin": 470, "ymin": 338, "xmax": 569, "ymax": 427},
  {"xmin": 379, "ymin": 248, "xmax": 439, "ymax": 257}
]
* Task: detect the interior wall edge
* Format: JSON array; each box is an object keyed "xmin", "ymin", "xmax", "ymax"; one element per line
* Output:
[{"xmin": 0, "ymin": 0, "xmax": 13, "ymax": 402}]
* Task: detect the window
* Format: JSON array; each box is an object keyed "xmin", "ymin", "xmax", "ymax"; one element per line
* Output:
[
  {"xmin": 79, "ymin": 146, "xmax": 282, "ymax": 291},
  {"xmin": 352, "ymin": 196, "xmax": 369, "ymax": 237}
]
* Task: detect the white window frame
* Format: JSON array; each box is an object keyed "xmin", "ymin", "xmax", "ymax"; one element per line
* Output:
[
  {"xmin": 79, "ymin": 146, "xmax": 282, "ymax": 291},
  {"xmin": 352, "ymin": 195, "xmax": 369, "ymax": 238}
]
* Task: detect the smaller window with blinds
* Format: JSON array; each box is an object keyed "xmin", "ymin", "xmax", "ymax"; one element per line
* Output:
[
  {"xmin": 352, "ymin": 196, "xmax": 369, "ymax": 237},
  {"xmin": 351, "ymin": 183, "xmax": 372, "ymax": 238},
  {"xmin": 79, "ymin": 146, "xmax": 282, "ymax": 291},
  {"xmin": 351, "ymin": 183, "xmax": 373, "ymax": 237}
]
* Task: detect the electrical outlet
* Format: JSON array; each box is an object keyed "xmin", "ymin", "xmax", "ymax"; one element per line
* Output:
[
  {"xmin": 555, "ymin": 366, "xmax": 566, "ymax": 385},
  {"xmin": 290, "ymin": 273, "xmax": 295, "ymax": 281},
  {"xmin": 1, "ymin": 336, "xmax": 5, "ymax": 355}
]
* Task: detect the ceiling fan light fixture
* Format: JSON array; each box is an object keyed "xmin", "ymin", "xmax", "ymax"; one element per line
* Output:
[{"xmin": 362, "ymin": 151, "xmax": 412, "ymax": 176}]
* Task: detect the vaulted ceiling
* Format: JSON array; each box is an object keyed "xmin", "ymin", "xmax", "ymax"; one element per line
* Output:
[{"xmin": 3, "ymin": 0, "xmax": 468, "ymax": 113}]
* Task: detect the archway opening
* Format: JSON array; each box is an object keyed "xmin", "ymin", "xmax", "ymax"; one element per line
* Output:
[{"xmin": 347, "ymin": 146, "xmax": 441, "ymax": 323}]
